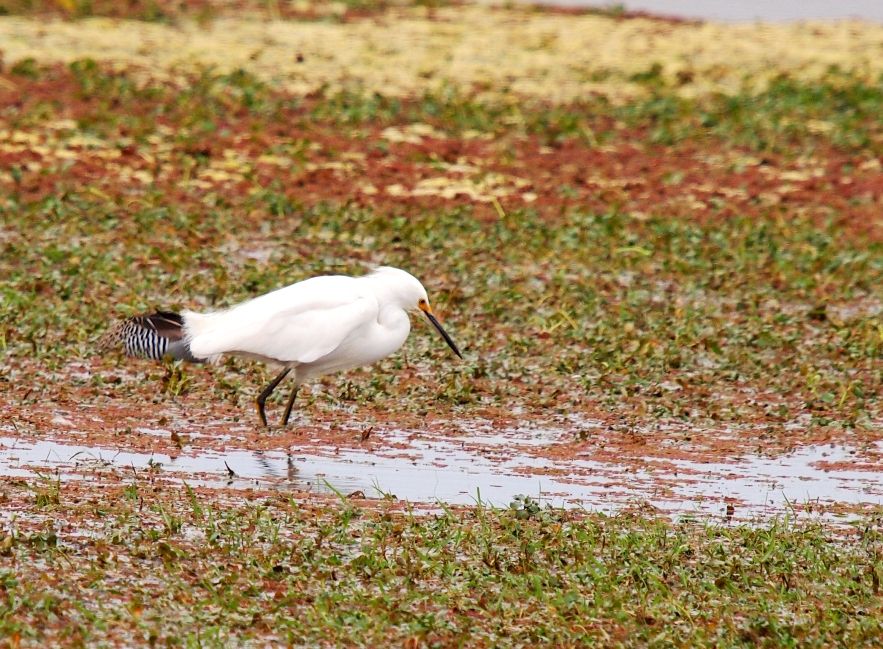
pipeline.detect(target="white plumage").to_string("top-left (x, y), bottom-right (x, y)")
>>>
top-left (102, 266), bottom-right (462, 426)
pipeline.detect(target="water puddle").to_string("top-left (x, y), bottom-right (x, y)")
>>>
top-left (666, 445), bottom-right (883, 514)
top-left (547, 0), bottom-right (883, 23)
top-left (0, 435), bottom-right (625, 507)
top-left (1, 433), bottom-right (881, 521)
top-left (6, 423), bottom-right (883, 520)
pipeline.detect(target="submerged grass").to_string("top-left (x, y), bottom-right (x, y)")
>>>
top-left (1, 486), bottom-right (882, 647)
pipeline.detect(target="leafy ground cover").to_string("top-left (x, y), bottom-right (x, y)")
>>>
top-left (0, 2), bottom-right (882, 646)
top-left (0, 0), bottom-right (438, 22)
top-left (2, 482), bottom-right (883, 647)
top-left (1, 60), bottom-right (880, 448)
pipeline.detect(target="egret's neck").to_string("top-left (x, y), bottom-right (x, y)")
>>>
top-left (378, 303), bottom-right (411, 331)
top-left (363, 276), bottom-right (398, 307)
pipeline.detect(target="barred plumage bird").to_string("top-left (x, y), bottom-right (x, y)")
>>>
top-left (99, 311), bottom-right (203, 363)
top-left (100, 267), bottom-right (462, 427)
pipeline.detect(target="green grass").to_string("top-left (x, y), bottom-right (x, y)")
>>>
top-left (8, 61), bottom-right (883, 153)
top-left (2, 195), bottom-right (880, 427)
top-left (1, 146), bottom-right (880, 433)
top-left (1, 487), bottom-right (882, 647)
top-left (1, 54), bottom-right (883, 648)
top-left (0, 0), bottom-right (175, 21)
top-left (307, 71), bottom-right (883, 153)
top-left (0, 0), bottom-right (417, 22)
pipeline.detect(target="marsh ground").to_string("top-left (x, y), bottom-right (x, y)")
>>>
top-left (0, 1), bottom-right (882, 646)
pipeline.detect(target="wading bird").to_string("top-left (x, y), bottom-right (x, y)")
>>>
top-left (101, 266), bottom-right (462, 426)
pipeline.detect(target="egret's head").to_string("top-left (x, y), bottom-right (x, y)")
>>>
top-left (369, 266), bottom-right (462, 359)
top-left (370, 266), bottom-right (428, 307)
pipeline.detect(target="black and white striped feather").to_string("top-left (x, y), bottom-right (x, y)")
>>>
top-left (99, 311), bottom-right (202, 363)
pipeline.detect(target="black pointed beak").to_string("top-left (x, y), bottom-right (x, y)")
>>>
top-left (423, 310), bottom-right (462, 359)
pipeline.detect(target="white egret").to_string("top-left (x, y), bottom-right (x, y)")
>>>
top-left (101, 266), bottom-right (462, 426)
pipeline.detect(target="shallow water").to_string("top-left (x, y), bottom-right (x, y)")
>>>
top-left (544, 0), bottom-right (883, 23)
top-left (2, 431), bottom-right (881, 521)
top-left (661, 445), bottom-right (883, 519)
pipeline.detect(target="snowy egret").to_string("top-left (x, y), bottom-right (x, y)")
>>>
top-left (101, 266), bottom-right (462, 426)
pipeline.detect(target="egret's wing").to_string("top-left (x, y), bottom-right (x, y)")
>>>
top-left (240, 297), bottom-right (376, 363)
top-left (187, 276), bottom-right (377, 363)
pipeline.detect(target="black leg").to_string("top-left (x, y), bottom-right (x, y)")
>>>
top-left (281, 385), bottom-right (299, 427)
top-left (254, 367), bottom-right (291, 427)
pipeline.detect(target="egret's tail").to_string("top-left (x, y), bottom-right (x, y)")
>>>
top-left (99, 311), bottom-right (203, 363)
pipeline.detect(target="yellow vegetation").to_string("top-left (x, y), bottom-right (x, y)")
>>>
top-left (0, 6), bottom-right (881, 101)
